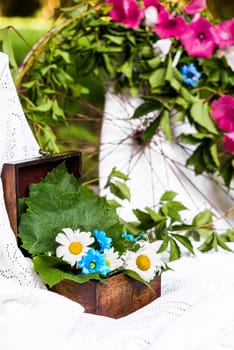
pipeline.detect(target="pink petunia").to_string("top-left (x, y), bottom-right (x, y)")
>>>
top-left (224, 132), bottom-right (234, 154)
top-left (155, 10), bottom-right (186, 39)
top-left (184, 0), bottom-right (206, 15)
top-left (143, 0), bottom-right (165, 12)
top-left (214, 19), bottom-right (234, 49)
top-left (106, 0), bottom-right (144, 29)
top-left (210, 95), bottom-right (234, 132)
top-left (179, 17), bottom-right (217, 58)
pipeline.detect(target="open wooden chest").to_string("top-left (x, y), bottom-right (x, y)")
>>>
top-left (2, 151), bottom-right (161, 319)
top-left (2, 151), bottom-right (82, 237)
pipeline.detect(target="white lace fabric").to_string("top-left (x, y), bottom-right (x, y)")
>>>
top-left (0, 52), bottom-right (234, 350)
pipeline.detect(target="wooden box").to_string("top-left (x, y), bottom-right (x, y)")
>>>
top-left (51, 273), bottom-right (161, 319)
top-left (2, 151), bottom-right (161, 318)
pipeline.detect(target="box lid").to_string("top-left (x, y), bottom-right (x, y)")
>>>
top-left (2, 151), bottom-right (82, 236)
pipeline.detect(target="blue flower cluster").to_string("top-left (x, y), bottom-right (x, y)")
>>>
top-left (77, 229), bottom-right (112, 275)
top-left (122, 231), bottom-right (145, 242)
top-left (79, 248), bottom-right (110, 275)
top-left (180, 63), bottom-right (201, 87)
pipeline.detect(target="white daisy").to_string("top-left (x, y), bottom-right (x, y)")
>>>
top-left (55, 228), bottom-right (94, 266)
top-left (123, 243), bottom-right (163, 282)
top-left (103, 248), bottom-right (123, 271)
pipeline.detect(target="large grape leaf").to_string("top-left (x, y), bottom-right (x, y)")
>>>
top-left (18, 163), bottom-right (124, 255)
top-left (33, 255), bottom-right (103, 287)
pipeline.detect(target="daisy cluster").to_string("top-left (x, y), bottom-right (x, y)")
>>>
top-left (106, 0), bottom-right (234, 154)
top-left (55, 228), bottom-right (163, 282)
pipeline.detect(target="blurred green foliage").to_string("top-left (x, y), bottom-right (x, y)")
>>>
top-left (0, 17), bottom-right (52, 64)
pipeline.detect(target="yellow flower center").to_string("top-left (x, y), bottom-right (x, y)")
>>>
top-left (68, 241), bottom-right (82, 255)
top-left (90, 262), bottom-right (96, 269)
top-left (136, 254), bottom-right (151, 271)
top-left (105, 259), bottom-right (111, 268)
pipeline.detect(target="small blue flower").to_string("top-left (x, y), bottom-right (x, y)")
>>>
top-left (122, 232), bottom-right (137, 242)
top-left (93, 229), bottom-right (112, 252)
top-left (78, 248), bottom-right (110, 275)
top-left (180, 63), bottom-right (201, 88)
top-left (136, 232), bottom-right (146, 240)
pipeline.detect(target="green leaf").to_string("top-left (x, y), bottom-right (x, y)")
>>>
top-left (109, 181), bottom-right (131, 201)
top-left (181, 133), bottom-right (214, 143)
top-left (147, 56), bottom-right (161, 70)
top-left (161, 110), bottom-right (172, 141)
top-left (32, 101), bottom-right (53, 112)
top-left (194, 228), bottom-right (213, 239)
top-left (161, 200), bottom-right (186, 223)
top-left (145, 207), bottom-right (167, 223)
top-left (54, 49), bottom-right (71, 64)
top-left (132, 102), bottom-right (161, 119)
top-left (124, 269), bottom-right (150, 287)
top-left (33, 255), bottom-right (102, 287)
top-left (180, 87), bottom-right (196, 104)
top-left (171, 233), bottom-right (194, 254)
top-left (108, 167), bottom-right (130, 181)
top-left (19, 164), bottom-right (123, 255)
top-left (210, 143), bottom-right (220, 167)
top-left (157, 236), bottom-right (169, 253)
top-left (222, 228), bottom-right (234, 242)
top-left (149, 68), bottom-right (166, 89)
top-left (186, 146), bottom-right (206, 175)
top-left (216, 235), bottom-right (232, 252)
top-left (107, 199), bottom-right (121, 208)
top-left (143, 115), bottom-right (162, 142)
top-left (169, 238), bottom-right (181, 261)
top-left (103, 34), bottom-right (125, 45)
top-left (117, 59), bottom-right (133, 79)
top-left (190, 100), bottom-right (218, 134)
top-left (132, 209), bottom-right (155, 230)
top-left (192, 209), bottom-right (214, 226)
top-left (160, 191), bottom-right (177, 201)
top-left (198, 233), bottom-right (216, 252)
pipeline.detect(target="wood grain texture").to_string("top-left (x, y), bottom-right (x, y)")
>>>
top-left (51, 273), bottom-right (161, 319)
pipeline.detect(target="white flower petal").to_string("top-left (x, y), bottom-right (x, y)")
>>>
top-left (217, 45), bottom-right (234, 71)
top-left (56, 245), bottom-right (67, 259)
top-left (104, 248), bottom-right (123, 271)
top-left (55, 228), bottom-right (95, 266)
top-left (144, 6), bottom-right (158, 27)
top-left (55, 232), bottom-right (70, 246)
top-left (62, 227), bottom-right (77, 241)
top-left (124, 248), bottom-right (162, 282)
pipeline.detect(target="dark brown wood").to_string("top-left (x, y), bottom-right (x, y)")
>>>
top-left (51, 273), bottom-right (161, 319)
top-left (2, 151), bottom-right (82, 236)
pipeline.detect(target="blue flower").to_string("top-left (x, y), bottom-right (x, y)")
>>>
top-left (93, 229), bottom-right (112, 252)
top-left (122, 232), bottom-right (137, 242)
top-left (78, 248), bottom-right (110, 275)
top-left (180, 63), bottom-right (201, 87)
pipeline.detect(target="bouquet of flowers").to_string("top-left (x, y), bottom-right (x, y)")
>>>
top-left (102, 0), bottom-right (234, 186)
top-left (17, 0), bottom-right (234, 187)
top-left (18, 163), bottom-right (164, 287)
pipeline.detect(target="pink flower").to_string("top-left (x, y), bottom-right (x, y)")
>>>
top-left (210, 95), bottom-right (234, 132)
top-left (155, 10), bottom-right (186, 39)
top-left (144, 0), bottom-right (165, 12)
top-left (224, 132), bottom-right (234, 154)
top-left (179, 17), bottom-right (217, 58)
top-left (184, 0), bottom-right (206, 15)
top-left (214, 19), bottom-right (234, 49)
top-left (106, 0), bottom-right (144, 29)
